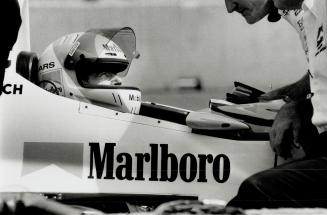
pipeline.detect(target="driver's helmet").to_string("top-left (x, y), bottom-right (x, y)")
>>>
top-left (37, 27), bottom-right (141, 114)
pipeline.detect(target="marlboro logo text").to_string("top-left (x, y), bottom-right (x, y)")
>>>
top-left (88, 143), bottom-right (230, 183)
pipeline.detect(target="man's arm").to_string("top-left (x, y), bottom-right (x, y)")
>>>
top-left (265, 73), bottom-right (318, 159)
top-left (0, 0), bottom-right (22, 94)
top-left (260, 73), bottom-right (310, 101)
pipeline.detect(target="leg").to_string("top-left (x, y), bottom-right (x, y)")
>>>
top-left (227, 157), bottom-right (327, 209)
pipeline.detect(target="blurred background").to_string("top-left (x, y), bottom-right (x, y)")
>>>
top-left (29, 0), bottom-right (306, 110)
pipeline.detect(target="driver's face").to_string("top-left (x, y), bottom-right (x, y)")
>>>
top-left (225, 0), bottom-right (272, 24)
top-left (87, 72), bottom-right (122, 86)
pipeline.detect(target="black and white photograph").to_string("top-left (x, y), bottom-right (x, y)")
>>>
top-left (1, 0), bottom-right (327, 214)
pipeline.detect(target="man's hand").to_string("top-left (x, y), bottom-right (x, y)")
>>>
top-left (270, 101), bottom-right (298, 159)
top-left (269, 100), bottom-right (318, 159)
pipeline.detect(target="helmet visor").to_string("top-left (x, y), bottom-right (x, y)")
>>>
top-left (65, 27), bottom-right (137, 80)
top-left (76, 57), bottom-right (127, 87)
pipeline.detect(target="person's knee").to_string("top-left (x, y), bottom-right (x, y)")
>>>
top-left (238, 174), bottom-right (265, 196)
top-left (227, 174), bottom-right (270, 209)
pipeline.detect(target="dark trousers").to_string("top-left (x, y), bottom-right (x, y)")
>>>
top-left (227, 133), bottom-right (327, 209)
top-left (0, 0), bottom-right (22, 95)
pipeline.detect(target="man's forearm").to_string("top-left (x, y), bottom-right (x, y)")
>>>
top-left (279, 73), bottom-right (310, 100)
top-left (261, 73), bottom-right (310, 101)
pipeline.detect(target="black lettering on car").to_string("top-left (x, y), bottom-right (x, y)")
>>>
top-left (39, 62), bottom-right (55, 71)
top-left (88, 143), bottom-right (231, 183)
top-left (1, 84), bottom-right (23, 95)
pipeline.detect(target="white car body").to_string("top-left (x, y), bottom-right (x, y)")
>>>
top-left (0, 0), bottom-right (287, 205)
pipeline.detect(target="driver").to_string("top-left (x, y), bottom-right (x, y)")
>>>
top-left (224, 0), bottom-right (327, 209)
top-left (37, 28), bottom-right (141, 114)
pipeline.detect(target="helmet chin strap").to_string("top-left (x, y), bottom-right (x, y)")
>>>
top-left (267, 1), bottom-right (281, 22)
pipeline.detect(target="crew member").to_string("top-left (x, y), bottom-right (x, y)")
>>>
top-left (0, 0), bottom-right (21, 95)
top-left (224, 0), bottom-right (327, 208)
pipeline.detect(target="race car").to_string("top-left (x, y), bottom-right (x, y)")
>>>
top-left (0, 2), bottom-right (303, 212)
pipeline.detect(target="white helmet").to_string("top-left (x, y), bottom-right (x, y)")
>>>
top-left (37, 27), bottom-right (141, 114)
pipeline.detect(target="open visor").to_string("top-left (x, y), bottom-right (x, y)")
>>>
top-left (64, 27), bottom-right (137, 84)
